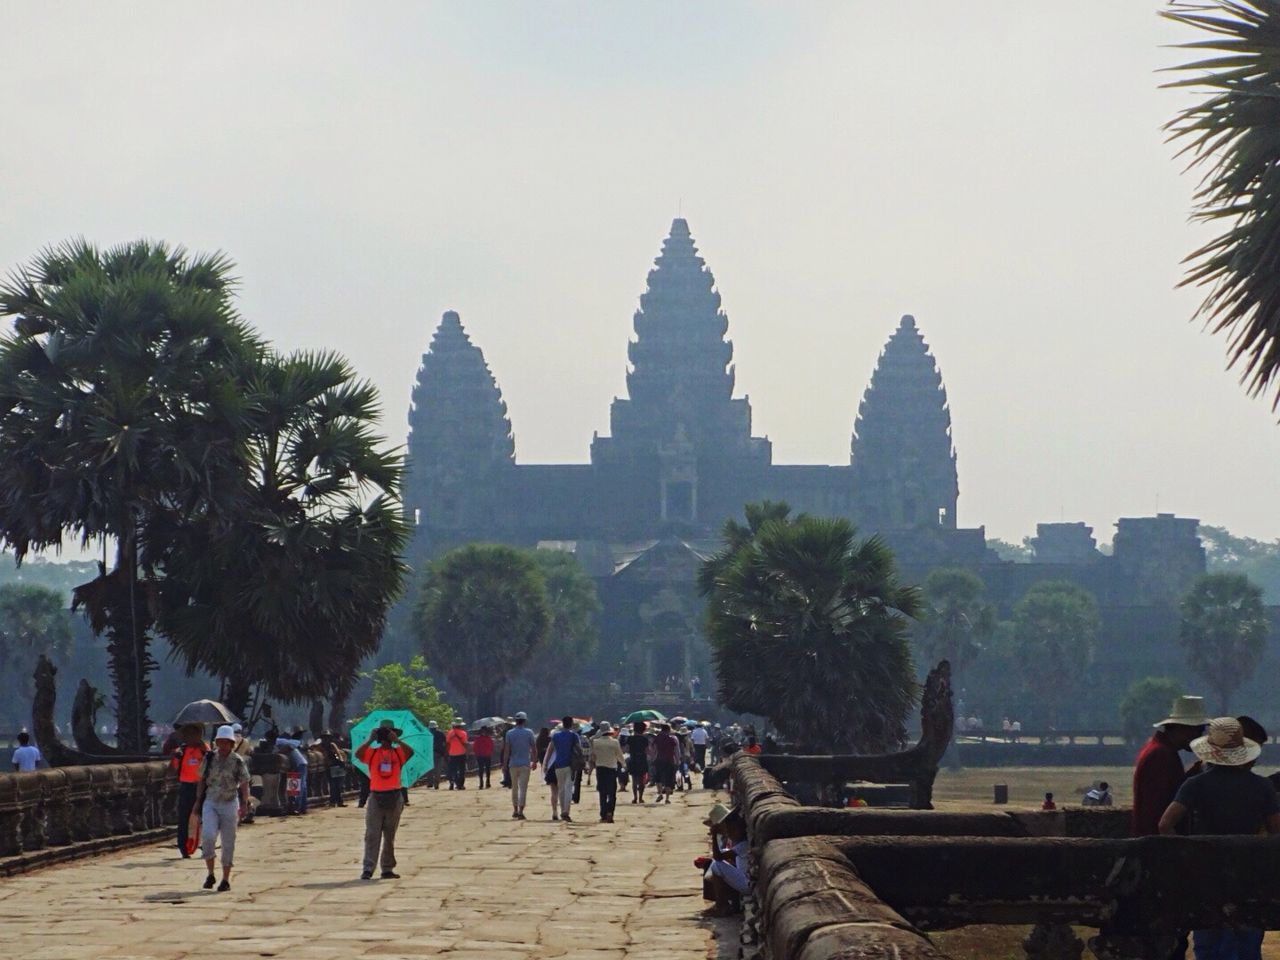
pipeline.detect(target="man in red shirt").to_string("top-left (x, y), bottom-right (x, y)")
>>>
top-left (472, 726), bottom-right (495, 789)
top-left (355, 720), bottom-right (414, 880)
top-left (171, 724), bottom-right (208, 858)
top-left (1131, 695), bottom-right (1207, 836)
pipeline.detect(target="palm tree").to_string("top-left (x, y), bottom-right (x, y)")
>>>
top-left (159, 350), bottom-right (409, 723)
top-left (1179, 572), bottom-right (1269, 711)
top-left (1163, 2), bottom-right (1280, 407)
top-left (915, 567), bottom-right (995, 684)
top-left (700, 504), bottom-right (921, 753)
top-left (414, 544), bottom-right (553, 718)
top-left (0, 240), bottom-right (258, 749)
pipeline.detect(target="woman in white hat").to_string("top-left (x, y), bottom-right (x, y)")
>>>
top-left (194, 725), bottom-right (251, 892)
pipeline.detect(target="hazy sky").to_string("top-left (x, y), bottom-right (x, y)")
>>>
top-left (4, 3), bottom-right (1278, 546)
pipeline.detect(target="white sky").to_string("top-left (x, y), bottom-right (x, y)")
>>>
top-left (3, 3), bottom-right (1277, 546)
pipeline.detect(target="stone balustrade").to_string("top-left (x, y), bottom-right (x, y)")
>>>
top-left (731, 753), bottom-right (1280, 960)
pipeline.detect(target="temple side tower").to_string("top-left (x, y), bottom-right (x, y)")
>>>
top-left (850, 315), bottom-right (958, 531)
top-left (404, 310), bottom-right (515, 552)
top-left (592, 218), bottom-right (769, 529)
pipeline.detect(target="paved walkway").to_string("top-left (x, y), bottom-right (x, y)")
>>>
top-left (0, 782), bottom-right (736, 960)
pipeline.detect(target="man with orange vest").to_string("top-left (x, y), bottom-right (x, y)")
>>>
top-left (445, 718), bottom-right (469, 790)
top-left (355, 720), bottom-right (415, 880)
top-left (171, 724), bottom-right (209, 857)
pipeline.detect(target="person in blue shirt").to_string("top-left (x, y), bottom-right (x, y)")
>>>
top-left (502, 711), bottom-right (538, 820)
top-left (543, 716), bottom-right (580, 823)
top-left (11, 731), bottom-right (41, 772)
top-left (274, 730), bottom-right (310, 814)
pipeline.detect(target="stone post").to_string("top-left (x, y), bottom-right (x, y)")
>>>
top-left (1024, 922), bottom-right (1083, 960)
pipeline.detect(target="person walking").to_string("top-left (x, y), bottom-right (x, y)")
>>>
top-left (544, 716), bottom-right (581, 822)
top-left (502, 712), bottom-right (537, 819)
top-left (354, 720), bottom-right (415, 881)
top-left (628, 721), bottom-right (651, 804)
top-left (427, 721), bottom-right (446, 789)
top-left (320, 732), bottom-right (348, 807)
top-left (689, 722), bottom-right (709, 772)
top-left (652, 723), bottom-right (680, 803)
top-left (473, 726), bottom-right (495, 789)
top-left (171, 724), bottom-right (208, 858)
top-left (445, 718), bottom-right (469, 790)
top-left (11, 731), bottom-right (41, 771)
top-left (195, 726), bottom-right (250, 892)
top-left (1132, 695), bottom-right (1208, 836)
top-left (591, 722), bottom-right (624, 823)
top-left (275, 729), bottom-right (310, 815)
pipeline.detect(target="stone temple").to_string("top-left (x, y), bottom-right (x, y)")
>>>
top-left (403, 218), bottom-right (1228, 721)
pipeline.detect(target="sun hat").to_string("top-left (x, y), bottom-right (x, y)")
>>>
top-left (598, 721), bottom-right (613, 734)
top-left (1155, 695), bottom-right (1210, 729)
top-left (1191, 717), bottom-right (1262, 767)
top-left (214, 724), bottom-right (236, 742)
top-left (428, 720), bottom-right (438, 729)
top-left (231, 722), bottom-right (242, 734)
top-left (702, 803), bottom-right (733, 827)
top-left (452, 717), bottom-right (464, 727)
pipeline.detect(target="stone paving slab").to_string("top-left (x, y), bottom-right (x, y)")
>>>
top-left (0, 783), bottom-right (736, 959)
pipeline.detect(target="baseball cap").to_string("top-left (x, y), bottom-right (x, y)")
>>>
top-left (515, 711), bottom-right (528, 720)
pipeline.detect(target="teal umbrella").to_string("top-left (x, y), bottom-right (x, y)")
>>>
top-left (620, 709), bottom-right (666, 725)
top-left (349, 710), bottom-right (434, 787)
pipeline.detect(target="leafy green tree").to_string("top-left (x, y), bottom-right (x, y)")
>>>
top-left (1180, 572), bottom-right (1270, 711)
top-left (360, 656), bottom-right (455, 729)
top-left (0, 240), bottom-right (258, 749)
top-left (523, 550), bottom-right (601, 684)
top-left (414, 544), bottom-right (553, 718)
top-left (1119, 676), bottom-right (1186, 745)
top-left (1200, 524), bottom-right (1280, 603)
top-left (158, 349), bottom-right (409, 722)
top-left (1010, 580), bottom-right (1100, 727)
top-left (987, 538), bottom-right (1034, 563)
top-left (915, 567), bottom-right (996, 682)
top-left (699, 503), bottom-right (921, 753)
top-left (1163, 2), bottom-right (1280, 407)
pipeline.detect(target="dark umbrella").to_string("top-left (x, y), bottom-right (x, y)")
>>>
top-left (172, 699), bottom-right (240, 727)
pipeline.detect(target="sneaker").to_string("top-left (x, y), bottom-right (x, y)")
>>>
top-left (562, 813), bottom-right (572, 823)
top-left (203, 874), bottom-right (215, 890)
top-left (552, 813), bottom-right (559, 821)
top-left (381, 871), bottom-right (400, 879)
top-left (512, 810), bottom-right (519, 818)
top-left (217, 879), bottom-right (230, 893)
top-left (517, 812), bottom-right (527, 820)
top-left (361, 871), bottom-right (373, 880)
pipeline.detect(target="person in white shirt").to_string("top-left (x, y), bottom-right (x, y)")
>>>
top-left (689, 723), bottom-right (710, 771)
top-left (11, 732), bottom-right (41, 772)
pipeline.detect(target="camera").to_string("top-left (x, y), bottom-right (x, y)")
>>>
top-left (374, 727), bottom-right (393, 744)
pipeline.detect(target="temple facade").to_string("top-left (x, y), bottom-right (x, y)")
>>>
top-left (402, 219), bottom-right (1211, 715)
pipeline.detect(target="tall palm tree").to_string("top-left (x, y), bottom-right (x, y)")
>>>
top-left (0, 240), bottom-right (258, 749)
top-left (700, 504), bottom-right (921, 752)
top-left (915, 567), bottom-right (995, 684)
top-left (1164, 1), bottom-right (1280, 407)
top-left (159, 350), bottom-right (409, 722)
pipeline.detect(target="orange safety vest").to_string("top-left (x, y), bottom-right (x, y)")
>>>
top-left (174, 743), bottom-right (208, 784)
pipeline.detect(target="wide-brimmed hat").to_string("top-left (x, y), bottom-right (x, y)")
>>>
top-left (597, 722), bottom-right (613, 734)
top-left (428, 720), bottom-right (439, 729)
top-left (452, 718), bottom-right (465, 727)
top-left (1192, 717), bottom-right (1262, 767)
top-left (702, 803), bottom-right (732, 827)
top-left (1155, 695), bottom-right (1209, 729)
top-left (214, 724), bottom-right (236, 743)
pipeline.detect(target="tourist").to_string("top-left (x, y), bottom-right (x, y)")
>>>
top-left (652, 723), bottom-right (679, 804)
top-left (689, 721), bottom-right (709, 772)
top-left (1082, 781), bottom-right (1113, 806)
top-left (535, 725), bottom-right (552, 771)
top-left (709, 724), bottom-right (723, 765)
top-left (704, 805), bottom-right (750, 915)
top-left (445, 717), bottom-right (468, 790)
top-left (1041, 792), bottom-right (1056, 811)
top-left (427, 720), bottom-right (446, 789)
top-left (572, 721), bottom-right (589, 803)
top-left (628, 721), bottom-right (651, 804)
top-left (1132, 695), bottom-right (1208, 836)
top-left (1010, 719), bottom-right (1022, 741)
top-left (11, 731), bottom-right (41, 772)
top-left (195, 725), bottom-right (251, 892)
top-left (473, 725), bottom-right (495, 789)
top-left (171, 724), bottom-right (209, 858)
top-left (543, 716), bottom-right (581, 822)
top-left (319, 732), bottom-right (348, 807)
top-left (354, 719), bottom-right (415, 880)
top-left (231, 723), bottom-right (259, 823)
top-left (502, 711), bottom-right (537, 819)
top-left (743, 736), bottom-right (762, 756)
top-left (1159, 717), bottom-right (1280, 959)
top-left (275, 729), bottom-right (310, 815)
top-left (591, 722), bottom-right (624, 823)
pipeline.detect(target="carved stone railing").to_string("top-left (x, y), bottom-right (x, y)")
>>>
top-left (731, 753), bottom-right (1280, 960)
top-left (0, 747), bottom-right (347, 872)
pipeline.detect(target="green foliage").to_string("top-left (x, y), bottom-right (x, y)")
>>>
top-left (1200, 524), bottom-right (1280, 603)
top-left (1010, 580), bottom-right (1100, 726)
top-left (1119, 676), bottom-right (1186, 744)
top-left (1179, 572), bottom-right (1269, 711)
top-left (0, 557), bottom-right (101, 604)
top-left (0, 584), bottom-right (73, 667)
top-left (0, 240), bottom-right (260, 749)
top-left (700, 502), bottom-right (921, 752)
top-left (525, 549), bottom-right (601, 677)
top-left (914, 567), bottom-right (996, 674)
top-left (360, 656), bottom-right (454, 729)
top-left (414, 544), bottom-right (553, 718)
top-left (1163, 2), bottom-right (1280, 407)
top-left (987, 538), bottom-right (1034, 563)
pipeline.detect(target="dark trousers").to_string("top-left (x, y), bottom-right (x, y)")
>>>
top-left (176, 782), bottom-right (198, 854)
top-left (447, 754), bottom-right (466, 788)
top-left (597, 768), bottom-right (618, 819)
top-left (329, 770), bottom-right (346, 805)
top-left (476, 757), bottom-right (492, 786)
top-left (573, 766), bottom-right (583, 804)
top-left (694, 744), bottom-right (707, 769)
top-left (356, 769), bottom-right (371, 807)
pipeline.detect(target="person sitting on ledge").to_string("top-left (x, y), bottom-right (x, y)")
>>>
top-left (1041, 792), bottom-right (1056, 811)
top-left (1082, 781), bottom-right (1113, 806)
top-left (699, 803), bottom-right (750, 916)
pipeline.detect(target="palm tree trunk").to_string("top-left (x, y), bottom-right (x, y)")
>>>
top-left (222, 675), bottom-right (253, 722)
top-left (107, 540), bottom-right (153, 752)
